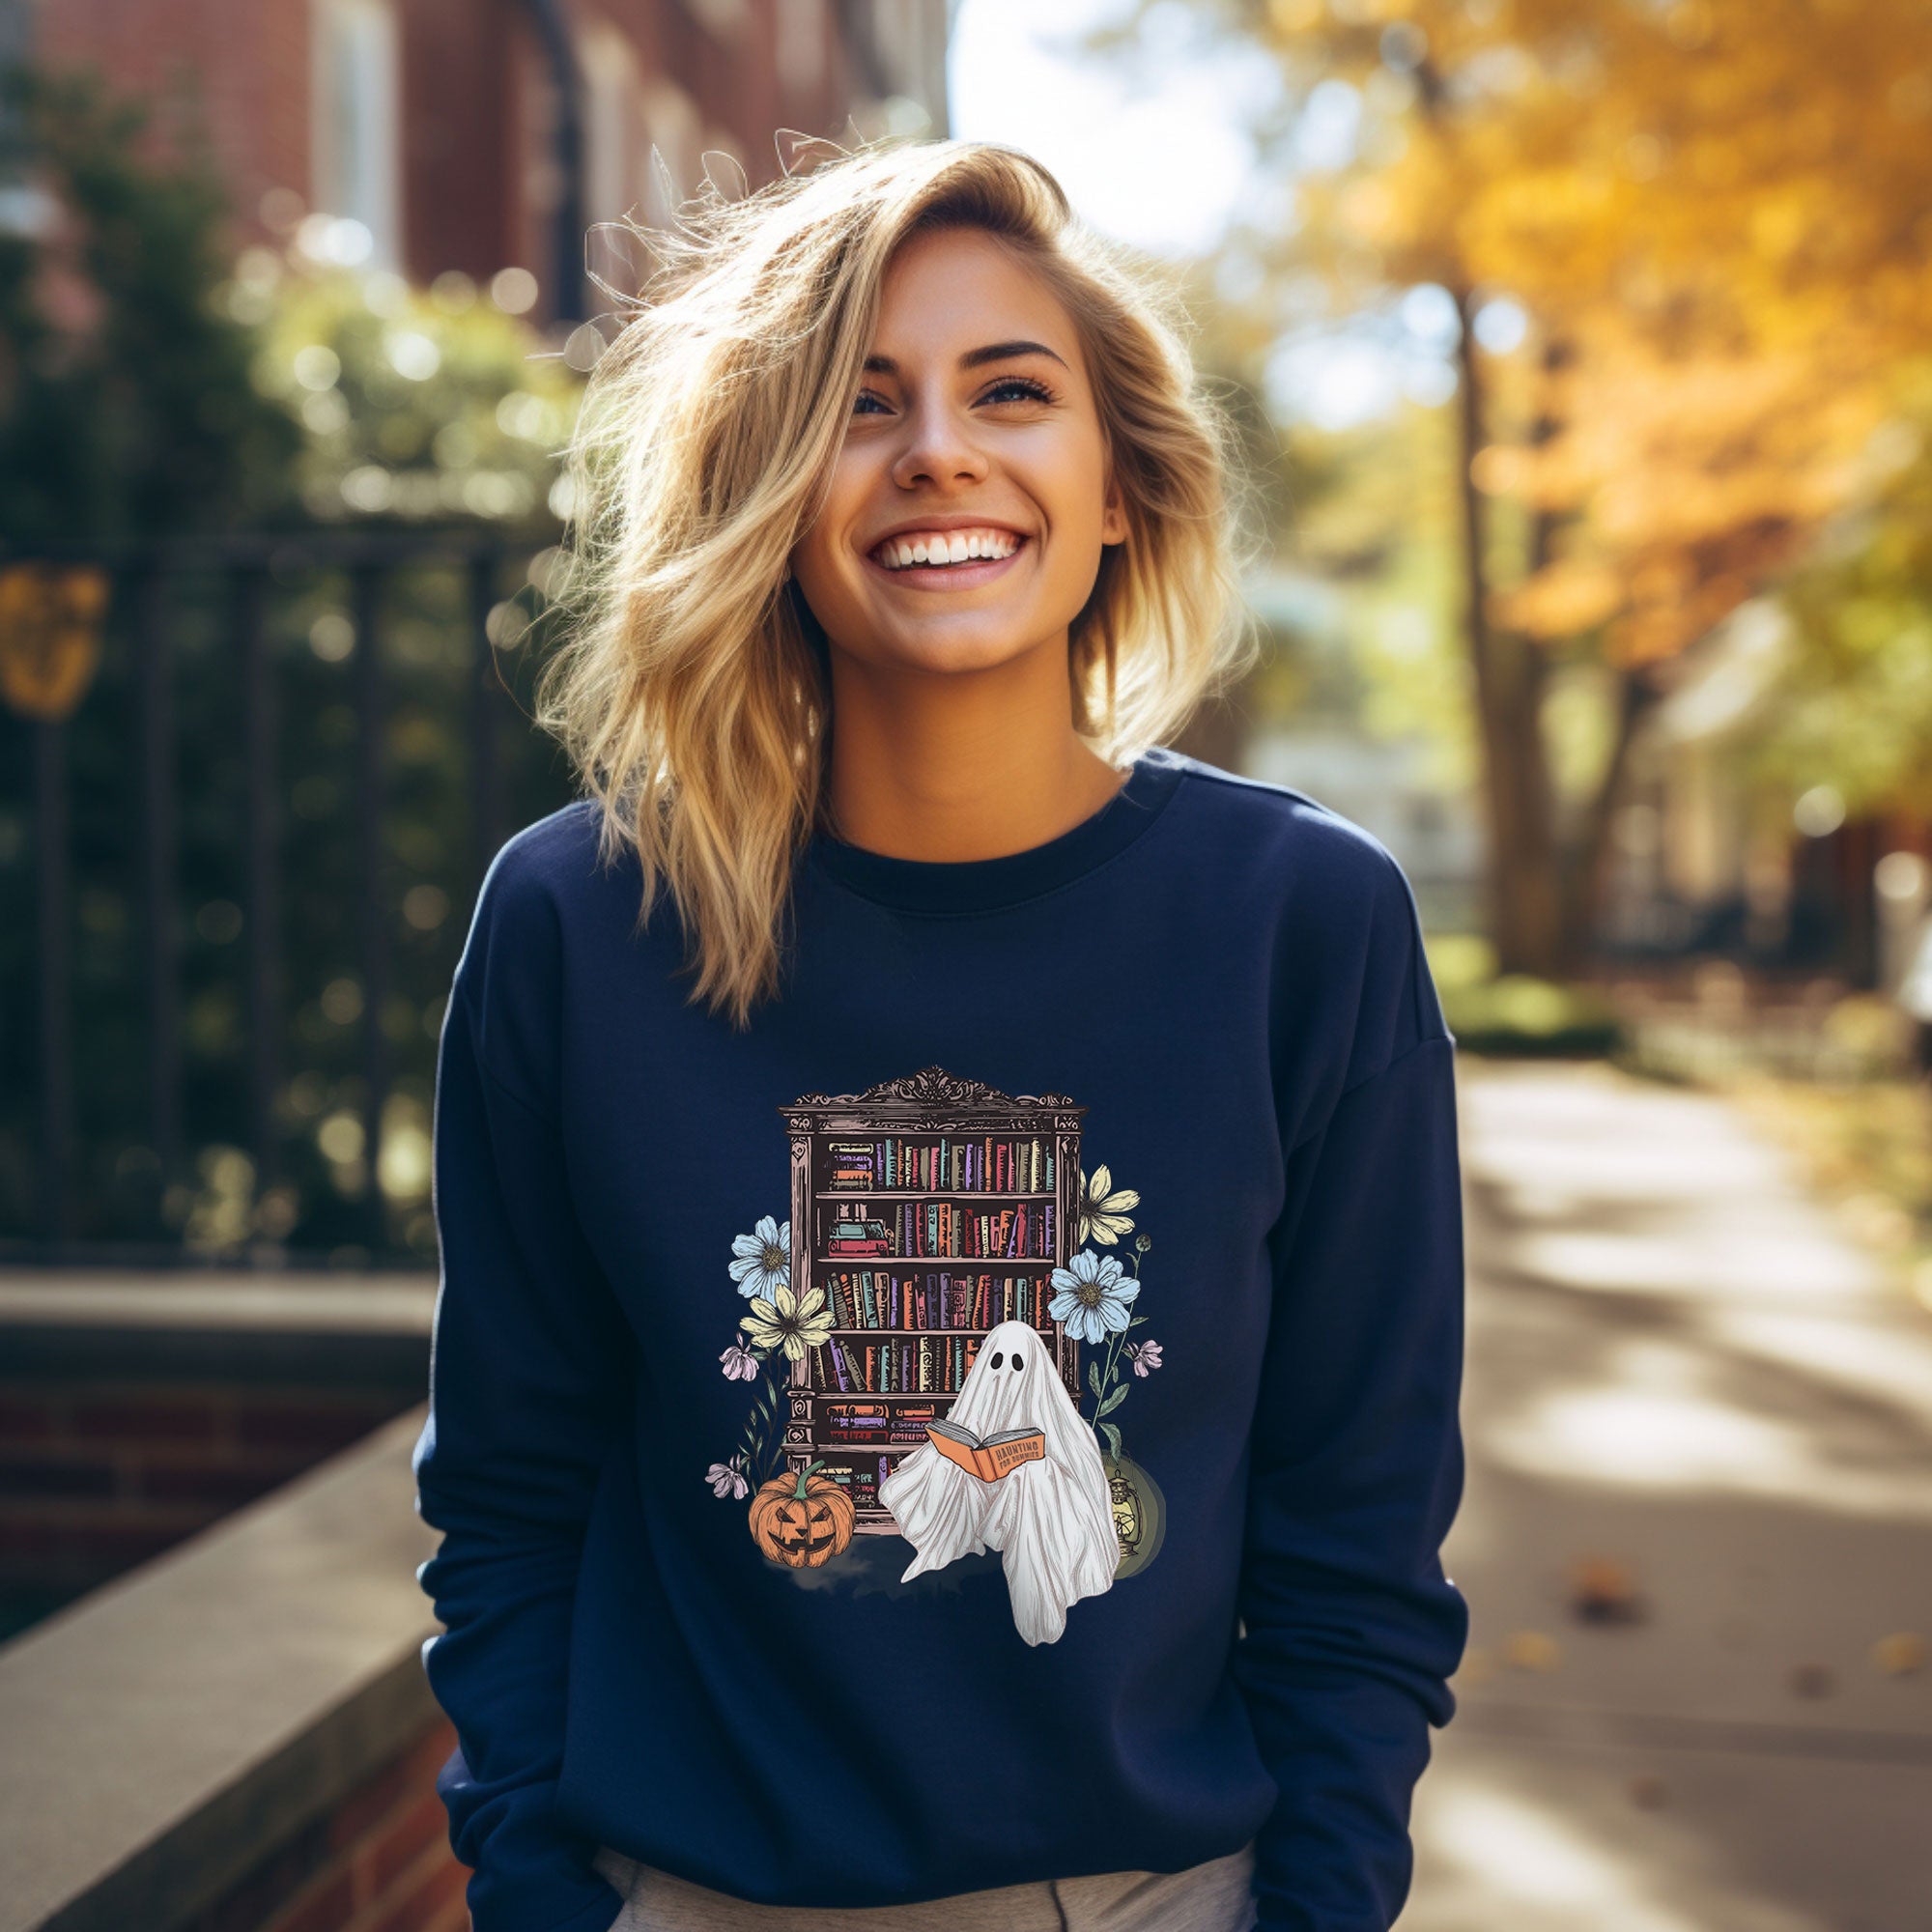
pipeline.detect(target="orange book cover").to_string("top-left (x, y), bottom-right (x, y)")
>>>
top-left (924, 1420), bottom-right (1045, 1482)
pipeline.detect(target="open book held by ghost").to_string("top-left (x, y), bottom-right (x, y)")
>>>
top-left (879, 1320), bottom-right (1118, 1646)
top-left (924, 1418), bottom-right (1044, 1483)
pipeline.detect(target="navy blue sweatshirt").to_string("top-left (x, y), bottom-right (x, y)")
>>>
top-left (412, 745), bottom-right (1468, 1932)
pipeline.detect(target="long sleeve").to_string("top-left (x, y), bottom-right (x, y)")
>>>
top-left (1234, 909), bottom-right (1469, 1928)
top-left (412, 956), bottom-right (635, 1932)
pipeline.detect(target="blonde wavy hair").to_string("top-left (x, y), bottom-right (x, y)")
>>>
top-left (535, 135), bottom-right (1261, 1031)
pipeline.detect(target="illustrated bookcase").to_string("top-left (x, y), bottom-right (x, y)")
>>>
top-left (777, 1065), bottom-right (1087, 1532)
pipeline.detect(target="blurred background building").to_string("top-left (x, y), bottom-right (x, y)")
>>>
top-left (27, 0), bottom-right (951, 322)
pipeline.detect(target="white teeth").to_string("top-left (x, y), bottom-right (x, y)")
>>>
top-left (875, 528), bottom-right (1022, 570)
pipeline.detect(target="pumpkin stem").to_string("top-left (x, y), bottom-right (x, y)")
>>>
top-left (794, 1457), bottom-right (825, 1497)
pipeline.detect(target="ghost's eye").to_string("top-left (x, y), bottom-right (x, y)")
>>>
top-left (988, 1351), bottom-right (1004, 1370)
top-left (1010, 1351), bottom-right (1025, 1371)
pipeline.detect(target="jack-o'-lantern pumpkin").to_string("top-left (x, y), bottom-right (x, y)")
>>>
top-left (749, 1458), bottom-right (856, 1568)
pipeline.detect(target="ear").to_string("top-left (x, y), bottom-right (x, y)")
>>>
top-left (1100, 474), bottom-right (1127, 547)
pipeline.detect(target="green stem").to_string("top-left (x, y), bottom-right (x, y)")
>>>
top-left (1099, 1325), bottom-right (1125, 1398)
top-left (756, 1365), bottom-right (786, 1485)
top-left (1089, 1250), bottom-right (1146, 1428)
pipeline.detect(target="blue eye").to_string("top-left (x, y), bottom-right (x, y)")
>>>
top-left (983, 377), bottom-right (1054, 404)
top-left (851, 376), bottom-right (1057, 415)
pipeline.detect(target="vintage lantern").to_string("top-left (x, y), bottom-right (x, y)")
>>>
top-left (1104, 1448), bottom-right (1167, 1578)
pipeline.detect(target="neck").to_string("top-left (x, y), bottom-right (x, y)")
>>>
top-left (817, 636), bottom-right (1125, 863)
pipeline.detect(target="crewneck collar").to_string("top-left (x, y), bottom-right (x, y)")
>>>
top-left (805, 748), bottom-right (1187, 917)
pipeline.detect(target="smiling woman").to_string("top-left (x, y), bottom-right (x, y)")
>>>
top-left (533, 139), bottom-right (1256, 1008)
top-left (412, 134), bottom-right (1468, 1932)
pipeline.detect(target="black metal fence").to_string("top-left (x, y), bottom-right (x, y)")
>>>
top-left (0, 522), bottom-right (579, 1268)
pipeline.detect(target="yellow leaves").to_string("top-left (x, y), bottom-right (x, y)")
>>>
top-left (1688, 137), bottom-right (1747, 189)
top-left (1503, 1629), bottom-right (1563, 1672)
top-left (1747, 189), bottom-right (1817, 265)
top-left (1474, 161), bottom-right (1633, 263)
top-left (1567, 1554), bottom-right (1648, 1624)
top-left (1268, 0), bottom-right (1325, 30)
top-left (1487, 559), bottom-right (1625, 639)
top-left (1889, 71), bottom-right (1932, 124)
top-left (1242, 0), bottom-right (1932, 677)
top-left (1335, 178), bottom-right (1400, 242)
top-left (1470, 298), bottom-right (1892, 566)
top-left (1873, 1632), bottom-right (1926, 1675)
top-left (1662, 0), bottom-right (1716, 49)
top-left (1467, 444), bottom-right (1525, 497)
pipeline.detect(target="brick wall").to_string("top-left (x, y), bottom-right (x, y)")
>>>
top-left (0, 1378), bottom-right (419, 1637)
top-left (397, 0), bottom-right (519, 285)
top-left (37, 0), bottom-right (310, 257)
top-left (176, 1715), bottom-right (469, 1932)
top-left (36, 0), bottom-right (921, 332)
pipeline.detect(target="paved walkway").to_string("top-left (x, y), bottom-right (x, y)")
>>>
top-left (1404, 1060), bottom-right (1932, 1932)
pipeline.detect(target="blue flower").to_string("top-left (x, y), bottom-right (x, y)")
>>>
top-left (729, 1214), bottom-right (790, 1299)
top-left (1047, 1248), bottom-right (1141, 1344)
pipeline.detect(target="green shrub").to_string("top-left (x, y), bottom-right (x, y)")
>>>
top-left (1426, 934), bottom-right (1623, 1057)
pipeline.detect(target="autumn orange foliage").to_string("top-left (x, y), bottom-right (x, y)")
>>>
top-left (1211, 0), bottom-right (1932, 962)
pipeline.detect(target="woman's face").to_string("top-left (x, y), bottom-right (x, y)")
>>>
top-left (788, 225), bottom-right (1126, 679)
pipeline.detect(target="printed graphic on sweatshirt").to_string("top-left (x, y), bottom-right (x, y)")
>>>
top-left (703, 1065), bottom-right (1167, 1645)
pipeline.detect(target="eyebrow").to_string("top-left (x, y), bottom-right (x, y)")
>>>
top-left (861, 339), bottom-right (1070, 377)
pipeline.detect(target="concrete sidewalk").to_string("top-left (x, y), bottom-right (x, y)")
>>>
top-left (1404, 1060), bottom-right (1932, 1932)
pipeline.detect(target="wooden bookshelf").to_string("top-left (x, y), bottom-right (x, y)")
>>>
top-left (777, 1065), bottom-right (1087, 1533)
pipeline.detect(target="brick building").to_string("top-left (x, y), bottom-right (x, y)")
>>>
top-left (24, 0), bottom-right (954, 322)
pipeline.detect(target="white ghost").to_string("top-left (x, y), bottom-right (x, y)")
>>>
top-left (879, 1320), bottom-right (1119, 1645)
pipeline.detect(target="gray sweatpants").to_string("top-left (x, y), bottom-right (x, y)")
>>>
top-left (590, 1840), bottom-right (1259, 1932)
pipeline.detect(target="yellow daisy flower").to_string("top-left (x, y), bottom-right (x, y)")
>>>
top-left (1077, 1163), bottom-right (1140, 1245)
top-left (741, 1283), bottom-right (835, 1362)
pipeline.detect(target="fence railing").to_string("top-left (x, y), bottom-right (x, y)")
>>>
top-left (0, 521), bottom-right (576, 1267)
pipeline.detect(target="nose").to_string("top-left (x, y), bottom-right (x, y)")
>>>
top-left (889, 391), bottom-right (991, 492)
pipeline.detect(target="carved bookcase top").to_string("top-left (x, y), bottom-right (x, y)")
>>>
top-left (778, 1063), bottom-right (1085, 1123)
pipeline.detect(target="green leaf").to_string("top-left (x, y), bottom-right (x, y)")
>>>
top-left (1088, 1361), bottom-right (1103, 1399)
top-left (1127, 1314), bottom-right (1149, 1326)
top-left (1095, 1384), bottom-right (1128, 1418)
top-left (1099, 1422), bottom-right (1122, 1461)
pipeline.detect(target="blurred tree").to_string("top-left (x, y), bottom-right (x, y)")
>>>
top-left (0, 60), bottom-right (302, 540)
top-left (1747, 364), bottom-right (1932, 820)
top-left (235, 244), bottom-right (581, 526)
top-left (1114, 0), bottom-right (1932, 971)
top-left (1149, 251), bottom-right (1309, 768)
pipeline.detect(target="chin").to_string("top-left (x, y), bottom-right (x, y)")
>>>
top-left (875, 627), bottom-right (1041, 674)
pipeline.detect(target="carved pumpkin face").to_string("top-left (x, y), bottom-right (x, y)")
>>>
top-left (749, 1463), bottom-right (857, 1568)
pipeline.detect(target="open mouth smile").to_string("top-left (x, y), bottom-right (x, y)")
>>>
top-left (864, 526), bottom-right (1031, 590)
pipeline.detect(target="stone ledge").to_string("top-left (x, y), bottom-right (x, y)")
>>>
top-left (0, 1271), bottom-right (437, 1384)
top-left (0, 1403), bottom-right (443, 1932)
